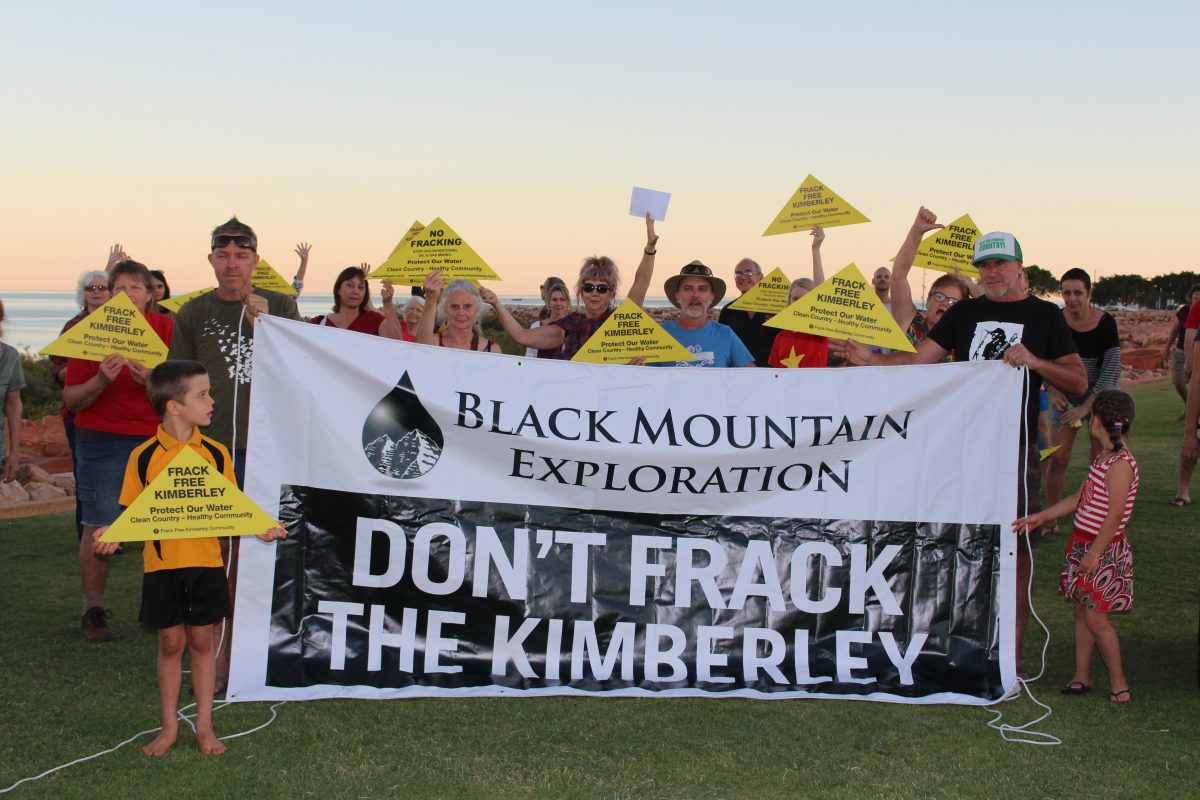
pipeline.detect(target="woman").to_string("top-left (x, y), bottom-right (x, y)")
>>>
top-left (1045, 268), bottom-right (1121, 516)
top-left (525, 278), bottom-right (570, 358)
top-left (396, 296), bottom-right (424, 343)
top-left (310, 266), bottom-right (402, 338)
top-left (63, 261), bottom-right (173, 642)
top-left (0, 299), bottom-right (25, 484)
top-left (887, 208), bottom-right (972, 347)
top-left (149, 269), bottom-right (172, 317)
top-left (51, 270), bottom-right (112, 542)
top-left (483, 215), bottom-right (659, 358)
top-left (417, 273), bottom-right (502, 352)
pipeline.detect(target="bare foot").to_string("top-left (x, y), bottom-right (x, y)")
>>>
top-left (196, 730), bottom-right (227, 756)
top-left (142, 726), bottom-right (178, 757)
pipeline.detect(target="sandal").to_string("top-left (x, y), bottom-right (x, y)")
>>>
top-left (1061, 681), bottom-right (1092, 695)
top-left (1167, 497), bottom-right (1191, 507)
top-left (1109, 689), bottom-right (1132, 704)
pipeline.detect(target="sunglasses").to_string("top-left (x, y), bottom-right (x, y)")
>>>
top-left (929, 291), bottom-right (960, 307)
top-left (581, 283), bottom-right (611, 294)
top-left (84, 285), bottom-right (108, 292)
top-left (211, 234), bottom-right (257, 250)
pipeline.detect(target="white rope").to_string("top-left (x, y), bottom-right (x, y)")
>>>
top-left (0, 699), bottom-right (288, 794)
top-left (981, 369), bottom-right (1061, 746)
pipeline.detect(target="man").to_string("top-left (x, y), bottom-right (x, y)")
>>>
top-left (167, 218), bottom-right (301, 692)
top-left (834, 232), bottom-right (1086, 677)
top-left (1164, 283), bottom-right (1200, 422)
top-left (168, 218), bottom-right (302, 483)
top-left (872, 266), bottom-right (892, 306)
top-left (652, 262), bottom-right (754, 368)
top-left (717, 258), bottom-right (776, 366)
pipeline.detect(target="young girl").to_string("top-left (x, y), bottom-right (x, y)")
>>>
top-left (1014, 390), bottom-right (1137, 703)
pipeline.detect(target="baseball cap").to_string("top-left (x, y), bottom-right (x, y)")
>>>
top-left (972, 232), bottom-right (1023, 265)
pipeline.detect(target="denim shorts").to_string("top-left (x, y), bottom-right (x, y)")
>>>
top-left (75, 432), bottom-right (144, 527)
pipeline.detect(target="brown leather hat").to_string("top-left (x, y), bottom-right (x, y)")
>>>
top-left (664, 261), bottom-right (727, 308)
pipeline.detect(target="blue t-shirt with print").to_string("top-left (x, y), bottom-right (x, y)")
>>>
top-left (649, 320), bottom-right (754, 368)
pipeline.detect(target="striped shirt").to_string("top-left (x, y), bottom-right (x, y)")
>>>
top-left (1067, 311), bottom-right (1121, 406)
top-left (1072, 450), bottom-right (1138, 540)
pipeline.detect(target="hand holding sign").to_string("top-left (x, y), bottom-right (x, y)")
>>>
top-left (645, 213), bottom-right (659, 253)
top-left (242, 285), bottom-right (269, 327)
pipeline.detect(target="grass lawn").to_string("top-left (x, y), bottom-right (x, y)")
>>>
top-left (1, 380), bottom-right (1197, 799)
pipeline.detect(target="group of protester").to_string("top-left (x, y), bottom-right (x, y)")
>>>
top-left (0, 205), bottom-right (1178, 756)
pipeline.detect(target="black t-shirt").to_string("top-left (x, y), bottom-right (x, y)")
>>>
top-left (1175, 304), bottom-right (1189, 350)
top-left (717, 304), bottom-right (777, 367)
top-left (928, 295), bottom-right (1078, 439)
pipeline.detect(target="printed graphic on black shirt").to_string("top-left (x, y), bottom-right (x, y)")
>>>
top-left (969, 322), bottom-right (1024, 361)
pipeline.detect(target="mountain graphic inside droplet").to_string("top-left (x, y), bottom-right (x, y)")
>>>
top-left (362, 371), bottom-right (443, 479)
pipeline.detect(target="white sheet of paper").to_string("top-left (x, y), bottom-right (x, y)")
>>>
top-left (629, 186), bottom-right (671, 221)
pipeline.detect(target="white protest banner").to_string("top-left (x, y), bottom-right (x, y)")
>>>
top-left (230, 319), bottom-right (1021, 704)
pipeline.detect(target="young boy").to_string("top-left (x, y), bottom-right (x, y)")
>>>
top-left (93, 360), bottom-right (285, 757)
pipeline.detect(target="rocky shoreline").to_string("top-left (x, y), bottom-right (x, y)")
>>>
top-left (1, 308), bottom-right (1177, 517)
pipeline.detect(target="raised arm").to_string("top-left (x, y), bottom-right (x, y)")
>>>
top-left (626, 213), bottom-right (659, 307)
top-left (479, 286), bottom-right (565, 350)
top-left (105, 243), bottom-right (128, 272)
top-left (889, 208), bottom-right (944, 333)
top-left (292, 242), bottom-right (311, 292)
top-left (810, 224), bottom-right (826, 284)
top-left (377, 281), bottom-right (405, 340)
top-left (416, 271), bottom-right (445, 346)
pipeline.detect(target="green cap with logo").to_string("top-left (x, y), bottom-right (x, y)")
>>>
top-left (972, 232), bottom-right (1023, 265)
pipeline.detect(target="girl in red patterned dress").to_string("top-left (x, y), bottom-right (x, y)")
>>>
top-left (1014, 390), bottom-right (1137, 703)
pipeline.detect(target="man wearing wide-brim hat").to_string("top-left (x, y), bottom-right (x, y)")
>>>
top-left (648, 261), bottom-right (755, 368)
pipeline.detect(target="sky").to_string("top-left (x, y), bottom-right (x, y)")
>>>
top-left (1, 1), bottom-right (1195, 298)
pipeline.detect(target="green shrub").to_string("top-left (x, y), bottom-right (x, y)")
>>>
top-left (18, 352), bottom-right (61, 420)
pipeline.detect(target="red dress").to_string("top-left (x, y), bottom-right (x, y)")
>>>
top-left (1061, 450), bottom-right (1137, 612)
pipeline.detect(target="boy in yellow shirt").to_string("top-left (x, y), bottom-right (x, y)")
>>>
top-left (94, 360), bottom-right (285, 756)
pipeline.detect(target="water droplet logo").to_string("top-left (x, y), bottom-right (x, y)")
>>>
top-left (362, 371), bottom-right (444, 479)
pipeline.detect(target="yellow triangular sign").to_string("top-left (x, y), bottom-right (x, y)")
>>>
top-left (762, 175), bottom-right (870, 236)
top-left (764, 263), bottom-right (915, 352)
top-left (571, 298), bottom-right (695, 364)
top-left (728, 267), bottom-right (792, 314)
top-left (372, 219), bottom-right (425, 282)
top-left (157, 287), bottom-right (213, 313)
top-left (369, 218), bottom-right (501, 285)
top-left (910, 213), bottom-right (983, 277)
top-left (1039, 445), bottom-right (1062, 461)
top-left (99, 447), bottom-right (280, 542)
top-left (251, 258), bottom-right (298, 295)
top-left (40, 292), bottom-right (170, 366)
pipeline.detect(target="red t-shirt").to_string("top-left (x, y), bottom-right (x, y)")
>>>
top-left (1184, 301), bottom-right (1200, 330)
top-left (768, 330), bottom-right (829, 368)
top-left (309, 310), bottom-right (385, 336)
top-left (65, 310), bottom-right (173, 436)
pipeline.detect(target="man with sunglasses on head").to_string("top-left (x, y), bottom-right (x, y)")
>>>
top-left (650, 262), bottom-right (755, 368)
top-left (833, 215), bottom-right (1085, 678)
top-left (717, 258), bottom-right (776, 367)
top-left (168, 218), bottom-right (301, 486)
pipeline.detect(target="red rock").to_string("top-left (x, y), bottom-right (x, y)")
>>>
top-left (0, 481), bottom-right (31, 505)
top-left (25, 481), bottom-right (67, 501)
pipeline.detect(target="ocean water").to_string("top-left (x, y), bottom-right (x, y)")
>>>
top-left (1, 291), bottom-right (675, 354)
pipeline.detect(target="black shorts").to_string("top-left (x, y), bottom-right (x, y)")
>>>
top-left (139, 567), bottom-right (231, 630)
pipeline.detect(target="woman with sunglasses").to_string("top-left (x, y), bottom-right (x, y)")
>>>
top-left (481, 215), bottom-right (659, 359)
top-left (50, 270), bottom-right (113, 543)
top-left (888, 207), bottom-right (972, 348)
